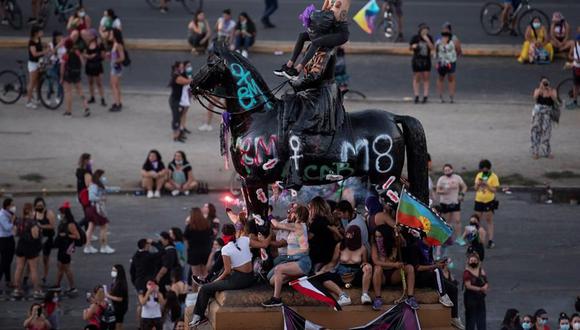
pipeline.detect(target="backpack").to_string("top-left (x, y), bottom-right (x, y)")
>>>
top-left (122, 49), bottom-right (131, 67)
top-left (73, 221), bottom-right (87, 247)
top-left (65, 51), bottom-right (82, 78)
top-left (78, 188), bottom-right (90, 208)
top-left (534, 47), bottom-right (550, 65)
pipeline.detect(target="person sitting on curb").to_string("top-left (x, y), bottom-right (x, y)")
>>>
top-left (165, 151), bottom-right (198, 197)
top-left (141, 150), bottom-right (168, 199)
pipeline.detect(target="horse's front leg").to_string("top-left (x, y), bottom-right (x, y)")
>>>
top-left (242, 181), bottom-right (269, 224)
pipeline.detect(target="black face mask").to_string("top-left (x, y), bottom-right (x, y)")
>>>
top-left (35, 207), bottom-right (44, 212)
top-left (445, 173), bottom-right (453, 177)
top-left (468, 262), bottom-right (479, 268)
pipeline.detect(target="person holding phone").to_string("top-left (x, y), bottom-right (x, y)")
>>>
top-left (531, 76), bottom-right (558, 159)
top-left (139, 280), bottom-right (165, 330)
top-left (473, 160), bottom-right (500, 249)
top-left (24, 303), bottom-right (51, 330)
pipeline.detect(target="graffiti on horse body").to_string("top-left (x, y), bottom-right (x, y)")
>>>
top-left (235, 135), bottom-right (278, 169)
top-left (229, 63), bottom-right (272, 111)
top-left (303, 162), bottom-right (354, 181)
top-left (340, 134), bottom-right (394, 173)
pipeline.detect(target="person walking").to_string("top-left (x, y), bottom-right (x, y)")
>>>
top-left (12, 203), bottom-right (43, 299)
top-left (107, 264), bottom-right (129, 330)
top-left (76, 153), bottom-right (93, 231)
top-left (33, 197), bottom-right (56, 286)
top-left (53, 202), bottom-right (80, 295)
top-left (0, 198), bottom-right (16, 293)
top-left (473, 159), bottom-right (500, 249)
top-left (531, 76), bottom-right (558, 159)
top-left (436, 164), bottom-right (467, 245)
top-left (84, 169), bottom-right (115, 254)
top-left (261, 0), bottom-right (278, 28)
top-left (83, 30), bottom-right (107, 107)
top-left (463, 253), bottom-right (488, 330)
top-left (108, 28), bottom-right (125, 112)
top-left (26, 25), bottom-right (49, 109)
top-left (410, 23), bottom-right (434, 103)
top-left (60, 38), bottom-right (90, 117)
top-left (436, 22), bottom-right (461, 103)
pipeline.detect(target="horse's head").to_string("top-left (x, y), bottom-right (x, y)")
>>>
top-left (190, 42), bottom-right (275, 113)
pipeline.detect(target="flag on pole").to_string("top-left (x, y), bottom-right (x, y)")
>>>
top-left (289, 274), bottom-right (342, 311)
top-left (353, 0), bottom-right (380, 34)
top-left (350, 303), bottom-right (422, 330)
top-left (396, 188), bottom-right (452, 246)
top-left (282, 305), bottom-right (325, 330)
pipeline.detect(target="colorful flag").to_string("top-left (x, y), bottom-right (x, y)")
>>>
top-left (396, 189), bottom-right (452, 246)
top-left (282, 305), bottom-right (325, 330)
top-left (350, 303), bottom-right (422, 330)
top-left (289, 274), bottom-right (342, 311)
top-left (353, 0), bottom-right (380, 34)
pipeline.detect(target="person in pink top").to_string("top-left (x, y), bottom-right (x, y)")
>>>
top-left (436, 164), bottom-right (467, 245)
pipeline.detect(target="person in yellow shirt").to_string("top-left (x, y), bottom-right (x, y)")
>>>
top-left (473, 159), bottom-right (499, 249)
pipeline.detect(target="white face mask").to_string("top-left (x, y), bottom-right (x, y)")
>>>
top-left (79, 11), bottom-right (86, 17)
top-left (573, 322), bottom-right (580, 330)
top-left (111, 271), bottom-right (117, 278)
top-left (9, 206), bottom-right (16, 214)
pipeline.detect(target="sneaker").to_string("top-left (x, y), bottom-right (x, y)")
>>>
top-left (184, 190), bottom-right (190, 196)
top-left (451, 317), bottom-right (466, 330)
top-left (26, 101), bottom-right (37, 109)
top-left (422, 96), bottom-right (428, 104)
top-left (100, 245), bottom-right (115, 254)
top-left (189, 315), bottom-right (208, 327)
top-left (32, 290), bottom-right (44, 300)
top-left (65, 288), bottom-right (78, 296)
top-left (282, 67), bottom-right (299, 81)
top-left (414, 96), bottom-right (419, 104)
top-left (191, 275), bottom-right (208, 286)
top-left (372, 297), bottom-right (383, 310)
top-left (273, 64), bottom-right (289, 77)
top-left (439, 294), bottom-right (454, 307)
top-left (361, 293), bottom-right (372, 305)
top-left (101, 98), bottom-right (107, 107)
top-left (405, 296), bottom-right (419, 310)
top-left (171, 190), bottom-right (180, 197)
top-left (241, 50), bottom-right (248, 58)
top-left (198, 124), bottom-right (208, 131)
top-left (83, 108), bottom-right (90, 117)
top-left (487, 240), bottom-right (495, 249)
top-left (11, 289), bottom-right (23, 299)
top-left (62, 112), bottom-right (72, 117)
top-left (205, 125), bottom-right (213, 131)
top-left (160, 7), bottom-right (168, 14)
top-left (83, 245), bottom-right (98, 254)
top-left (146, 190), bottom-right (154, 199)
top-left (109, 104), bottom-right (121, 112)
top-left (48, 286), bottom-right (61, 292)
top-left (261, 297), bottom-right (283, 307)
top-left (455, 238), bottom-right (466, 246)
top-left (27, 17), bottom-right (37, 25)
top-left (154, 190), bottom-right (161, 198)
top-left (337, 293), bottom-right (351, 306)
top-left (87, 96), bottom-right (95, 104)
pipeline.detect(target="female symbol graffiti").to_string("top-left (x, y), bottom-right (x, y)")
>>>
top-left (190, 44), bottom-right (429, 221)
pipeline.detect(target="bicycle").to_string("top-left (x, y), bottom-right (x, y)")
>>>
top-left (2, 0), bottom-right (23, 30)
top-left (145, 0), bottom-right (203, 15)
top-left (37, 0), bottom-right (81, 29)
top-left (0, 60), bottom-right (63, 109)
top-left (557, 78), bottom-right (578, 109)
top-left (480, 0), bottom-right (549, 37)
top-left (374, 0), bottom-right (400, 43)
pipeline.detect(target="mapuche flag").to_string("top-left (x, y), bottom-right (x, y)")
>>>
top-left (396, 188), bottom-right (452, 246)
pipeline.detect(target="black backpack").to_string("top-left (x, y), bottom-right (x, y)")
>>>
top-left (122, 49), bottom-right (131, 67)
top-left (73, 221), bottom-right (87, 247)
top-left (65, 51), bottom-right (82, 78)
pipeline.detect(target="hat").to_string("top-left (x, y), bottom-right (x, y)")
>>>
top-left (59, 201), bottom-right (71, 210)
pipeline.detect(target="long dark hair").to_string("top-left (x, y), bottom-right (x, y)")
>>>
top-left (501, 308), bottom-right (520, 327)
top-left (30, 25), bottom-right (42, 40)
top-left (170, 227), bottom-right (184, 242)
top-left (376, 224), bottom-right (395, 256)
top-left (92, 169), bottom-right (105, 189)
top-left (188, 207), bottom-right (210, 231)
top-left (206, 203), bottom-right (217, 222)
top-left (59, 206), bottom-right (75, 224)
top-left (78, 153), bottom-right (91, 170)
top-left (194, 10), bottom-right (204, 24)
top-left (239, 12), bottom-right (254, 25)
top-left (112, 28), bottom-right (124, 45)
top-left (112, 264), bottom-right (128, 297)
top-left (106, 8), bottom-right (117, 20)
top-left (173, 150), bottom-right (189, 165)
top-left (222, 223), bottom-right (240, 250)
top-left (144, 149), bottom-right (163, 168)
top-left (163, 291), bottom-right (182, 322)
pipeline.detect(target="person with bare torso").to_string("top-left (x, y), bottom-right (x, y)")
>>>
top-left (273, 0), bottom-right (351, 80)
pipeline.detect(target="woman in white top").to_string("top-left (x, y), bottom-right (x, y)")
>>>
top-left (436, 164), bottom-right (467, 246)
top-left (435, 23), bottom-right (461, 103)
top-left (189, 223), bottom-right (270, 327)
top-left (139, 280), bottom-right (165, 330)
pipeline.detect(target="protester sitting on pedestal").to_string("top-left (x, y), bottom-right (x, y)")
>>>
top-left (307, 197), bottom-right (337, 272)
top-left (189, 224), bottom-right (270, 327)
top-left (335, 200), bottom-right (369, 250)
top-left (317, 226), bottom-right (373, 307)
top-left (141, 150), bottom-right (168, 199)
top-left (165, 151), bottom-right (198, 197)
top-left (234, 12), bottom-right (256, 58)
top-left (184, 208), bottom-right (213, 290)
top-left (262, 205), bottom-right (311, 308)
top-left (371, 223), bottom-right (417, 310)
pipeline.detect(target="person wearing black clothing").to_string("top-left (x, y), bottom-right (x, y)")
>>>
top-left (141, 150), bottom-right (168, 199)
top-left (463, 253), bottom-right (488, 330)
top-left (61, 38), bottom-right (90, 117)
top-left (83, 32), bottom-right (107, 107)
top-left (130, 239), bottom-right (159, 294)
top-left (33, 197), bottom-right (56, 286)
top-left (107, 264), bottom-right (129, 330)
top-left (500, 308), bottom-right (521, 330)
top-left (234, 13), bottom-right (257, 58)
top-left (409, 23), bottom-right (434, 104)
top-left (404, 237), bottom-right (462, 328)
top-left (184, 208), bottom-right (213, 287)
top-left (76, 153), bottom-right (93, 230)
top-left (0, 198), bottom-right (16, 291)
top-left (169, 61), bottom-right (192, 143)
top-left (154, 232), bottom-right (179, 293)
top-left (307, 197), bottom-right (336, 271)
top-left (53, 203), bottom-right (80, 295)
top-left (261, 0), bottom-right (278, 28)
top-left (26, 25), bottom-right (48, 109)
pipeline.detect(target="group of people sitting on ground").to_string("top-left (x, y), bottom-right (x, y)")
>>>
top-left (187, 9), bottom-right (257, 58)
top-left (140, 149), bottom-right (200, 198)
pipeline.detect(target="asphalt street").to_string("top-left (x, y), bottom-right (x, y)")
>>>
top-left (2, 0), bottom-right (579, 45)
top-left (0, 48), bottom-right (573, 102)
top-left (0, 192), bottom-right (579, 329)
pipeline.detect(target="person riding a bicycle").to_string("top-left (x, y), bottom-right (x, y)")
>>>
top-left (501, 0), bottom-right (520, 35)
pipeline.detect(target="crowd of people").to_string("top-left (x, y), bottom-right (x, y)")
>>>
top-left (501, 308), bottom-right (580, 330)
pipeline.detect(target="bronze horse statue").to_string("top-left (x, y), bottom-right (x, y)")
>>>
top-left (190, 45), bottom-right (429, 221)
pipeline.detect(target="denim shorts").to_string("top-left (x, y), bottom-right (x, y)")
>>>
top-left (267, 253), bottom-right (312, 280)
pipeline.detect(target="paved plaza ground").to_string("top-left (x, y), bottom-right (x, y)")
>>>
top-left (0, 192), bottom-right (578, 329)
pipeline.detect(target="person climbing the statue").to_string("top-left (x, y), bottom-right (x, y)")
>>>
top-left (273, 0), bottom-right (350, 81)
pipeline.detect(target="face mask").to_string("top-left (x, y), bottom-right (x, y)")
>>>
top-left (175, 160), bottom-right (183, 166)
top-left (341, 219), bottom-right (349, 229)
top-left (445, 172), bottom-right (453, 177)
top-left (468, 262), bottom-right (479, 268)
top-left (35, 206), bottom-right (44, 212)
top-left (101, 176), bottom-right (108, 185)
top-left (111, 270), bottom-right (117, 278)
top-left (522, 322), bottom-right (532, 330)
top-left (573, 322), bottom-right (580, 330)
top-left (9, 206), bottom-right (16, 214)
top-left (539, 319), bottom-right (547, 326)
top-left (52, 296), bottom-right (59, 303)
top-left (532, 22), bottom-right (541, 29)
top-left (57, 214), bottom-right (63, 221)
top-left (79, 11), bottom-right (86, 17)
top-left (561, 324), bottom-right (570, 330)
top-left (185, 66), bottom-right (193, 75)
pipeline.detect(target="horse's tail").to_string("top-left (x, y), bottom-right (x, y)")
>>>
top-left (395, 115), bottom-right (429, 204)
